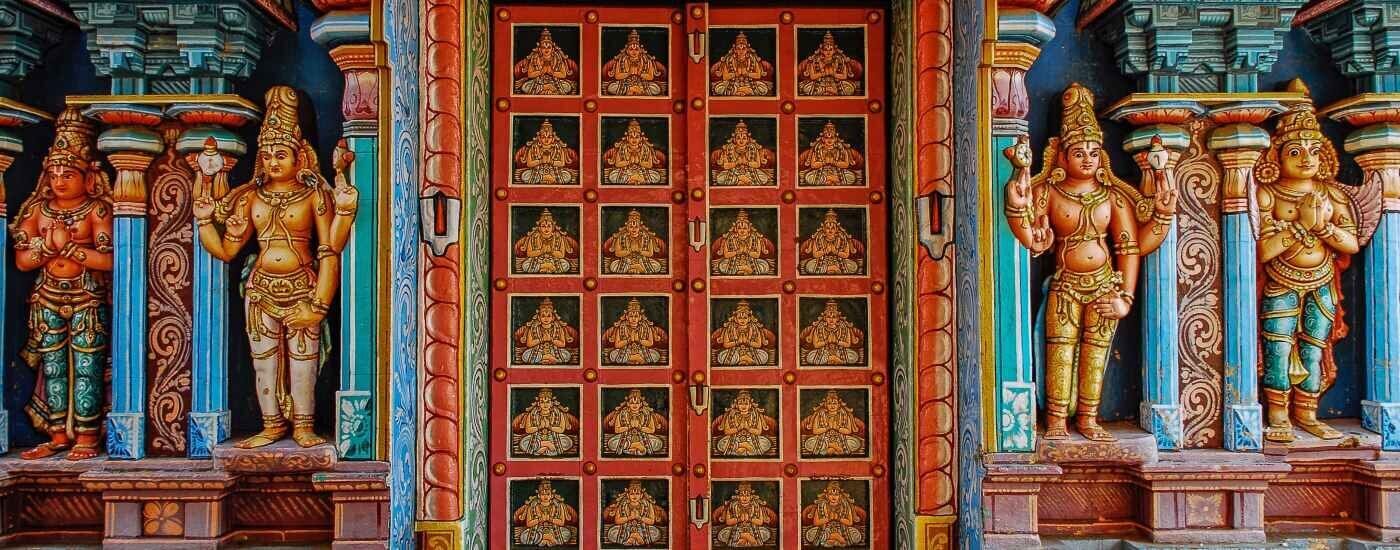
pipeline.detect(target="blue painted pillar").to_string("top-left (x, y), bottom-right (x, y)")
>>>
top-left (96, 122), bottom-right (165, 460)
top-left (0, 133), bottom-right (18, 455)
top-left (1206, 110), bottom-right (1278, 451)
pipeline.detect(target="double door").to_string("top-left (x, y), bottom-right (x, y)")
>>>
top-left (489, 3), bottom-right (887, 548)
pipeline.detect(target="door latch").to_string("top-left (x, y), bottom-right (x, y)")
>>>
top-left (689, 494), bottom-right (710, 529)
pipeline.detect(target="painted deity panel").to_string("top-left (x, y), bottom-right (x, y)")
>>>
top-left (798, 297), bottom-right (869, 368)
top-left (512, 25), bottom-right (582, 96)
top-left (600, 26), bottom-right (669, 97)
top-left (710, 388), bottom-right (781, 459)
top-left (799, 388), bottom-right (870, 458)
top-left (599, 478), bottom-right (669, 549)
top-left (709, 207), bottom-right (779, 277)
top-left (798, 207), bottom-right (868, 276)
top-left (600, 387), bottom-right (670, 458)
top-left (512, 205), bottom-right (582, 275)
top-left (711, 480), bottom-right (781, 550)
top-left (709, 27), bottom-right (778, 97)
top-left (510, 478), bottom-right (583, 549)
top-left (510, 386), bottom-right (582, 459)
top-left (601, 206), bottom-right (670, 276)
top-left (795, 27), bottom-right (865, 97)
top-left (798, 117), bottom-right (866, 187)
top-left (510, 295), bottom-right (582, 367)
top-left (513, 116), bottom-right (582, 186)
top-left (600, 117), bottom-right (670, 187)
top-left (799, 479), bottom-right (871, 549)
top-left (709, 117), bottom-right (778, 187)
top-left (710, 298), bottom-right (780, 368)
top-left (599, 295), bottom-right (670, 367)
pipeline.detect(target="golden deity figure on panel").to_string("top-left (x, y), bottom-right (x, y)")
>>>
top-left (602, 298), bottom-right (667, 366)
top-left (515, 209), bottom-right (579, 274)
top-left (800, 300), bottom-right (864, 366)
top-left (602, 481), bottom-right (667, 547)
top-left (512, 388), bottom-right (580, 457)
top-left (514, 298), bottom-right (579, 365)
top-left (713, 483), bottom-right (778, 548)
top-left (1001, 83), bottom-right (1176, 441)
top-left (1255, 96), bottom-right (1378, 443)
top-left (712, 210), bottom-right (776, 276)
top-left (603, 119), bottom-right (667, 185)
top-left (191, 86), bottom-right (358, 449)
top-left (797, 31), bottom-right (863, 96)
top-left (801, 481), bottom-right (869, 547)
top-left (513, 480), bottom-right (579, 547)
top-left (603, 209), bottom-right (666, 275)
top-left (603, 389), bottom-right (668, 456)
top-left (514, 28), bottom-right (579, 95)
top-left (800, 122), bottom-right (864, 186)
top-left (711, 32), bottom-right (774, 97)
top-left (712, 390), bottom-right (778, 457)
top-left (801, 390), bottom-right (867, 456)
top-left (514, 120), bottom-right (579, 185)
top-left (603, 29), bottom-right (666, 96)
top-left (711, 121), bottom-right (776, 187)
top-left (800, 209), bottom-right (864, 275)
top-left (712, 300), bottom-right (778, 367)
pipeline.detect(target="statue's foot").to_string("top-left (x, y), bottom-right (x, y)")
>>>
top-left (65, 434), bottom-right (100, 461)
top-left (20, 442), bottom-right (70, 460)
top-left (1296, 419), bottom-right (1343, 440)
top-left (1075, 418), bottom-right (1116, 442)
top-left (1264, 423), bottom-right (1296, 443)
top-left (292, 426), bottom-right (327, 448)
top-left (1043, 418), bottom-right (1071, 440)
top-left (235, 425), bottom-right (289, 449)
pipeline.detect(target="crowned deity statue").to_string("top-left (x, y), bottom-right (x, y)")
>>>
top-left (514, 29), bottom-right (580, 95)
top-left (604, 209), bottom-right (666, 274)
top-left (514, 120), bottom-right (580, 185)
top-left (514, 480), bottom-right (579, 547)
top-left (602, 480), bottom-right (667, 546)
top-left (602, 298), bottom-right (667, 366)
top-left (800, 122), bottom-right (864, 186)
top-left (710, 32), bottom-right (775, 97)
top-left (713, 482), bottom-right (778, 547)
top-left (515, 298), bottom-right (579, 365)
top-left (800, 300), bottom-right (864, 366)
top-left (801, 390), bottom-right (867, 456)
top-left (800, 210), bottom-right (864, 275)
top-left (712, 210), bottom-right (776, 276)
top-left (191, 86), bottom-right (358, 449)
top-left (602, 29), bottom-right (667, 97)
top-left (515, 209), bottom-right (580, 274)
top-left (1001, 83), bottom-right (1177, 441)
top-left (711, 122), bottom-right (776, 187)
top-left (512, 388), bottom-right (580, 457)
top-left (712, 300), bottom-right (777, 366)
top-left (712, 390), bottom-right (777, 457)
top-left (10, 109), bottom-right (113, 460)
top-left (603, 389), bottom-right (668, 456)
top-left (603, 120), bottom-right (667, 186)
top-left (797, 32), bottom-right (863, 96)
top-left (1255, 99), bottom-right (1374, 443)
top-left (801, 482), bottom-right (869, 548)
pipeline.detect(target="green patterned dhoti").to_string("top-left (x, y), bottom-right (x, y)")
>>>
top-left (20, 271), bottom-right (108, 439)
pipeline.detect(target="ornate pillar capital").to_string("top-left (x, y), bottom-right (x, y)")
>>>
top-left (1299, 0), bottom-right (1400, 94)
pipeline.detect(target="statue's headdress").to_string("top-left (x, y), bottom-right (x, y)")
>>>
top-left (255, 86), bottom-right (323, 188)
top-left (1059, 83), bottom-right (1103, 149)
top-left (44, 108), bottom-right (98, 172)
top-left (1255, 93), bottom-right (1338, 184)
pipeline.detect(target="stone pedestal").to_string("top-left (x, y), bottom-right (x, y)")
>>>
top-left (312, 462), bottom-right (389, 550)
top-left (80, 463), bottom-right (234, 549)
top-left (214, 440), bottom-right (338, 474)
top-left (1136, 454), bottom-right (1288, 544)
top-left (984, 455), bottom-right (1061, 549)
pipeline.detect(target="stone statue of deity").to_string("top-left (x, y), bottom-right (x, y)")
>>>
top-left (710, 32), bottom-right (774, 97)
top-left (602, 29), bottom-right (666, 97)
top-left (602, 120), bottom-right (666, 186)
top-left (1002, 83), bottom-right (1177, 441)
top-left (191, 86), bottom-right (359, 449)
top-left (713, 482), bottom-right (778, 548)
top-left (11, 108), bottom-right (113, 461)
top-left (799, 122), bottom-right (864, 186)
top-left (513, 29), bottom-right (579, 95)
top-left (797, 31), bottom-right (863, 96)
top-left (1256, 99), bottom-right (1378, 443)
top-left (603, 389), bottom-right (667, 456)
top-left (712, 390), bottom-right (777, 457)
top-left (513, 480), bottom-right (578, 547)
top-left (801, 481), bottom-right (869, 547)
top-left (602, 480), bottom-right (666, 546)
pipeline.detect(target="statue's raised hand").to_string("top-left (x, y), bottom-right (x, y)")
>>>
top-left (1298, 192), bottom-right (1319, 233)
top-left (225, 211), bottom-right (250, 239)
top-left (192, 193), bottom-right (216, 222)
top-left (1003, 137), bottom-right (1034, 210)
top-left (331, 139), bottom-right (358, 214)
top-left (1153, 177), bottom-right (1177, 215)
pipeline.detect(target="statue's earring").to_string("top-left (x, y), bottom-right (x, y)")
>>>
top-left (1255, 161), bottom-right (1280, 185)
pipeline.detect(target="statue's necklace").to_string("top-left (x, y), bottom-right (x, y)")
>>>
top-left (42, 200), bottom-right (95, 227)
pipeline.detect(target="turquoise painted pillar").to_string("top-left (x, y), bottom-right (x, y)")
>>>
top-left (989, 8), bottom-right (1053, 453)
top-left (314, 9), bottom-right (379, 460)
top-left (94, 119), bottom-right (165, 460)
top-left (0, 134), bottom-right (17, 455)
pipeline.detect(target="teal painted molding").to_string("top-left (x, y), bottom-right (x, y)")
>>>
top-left (337, 135), bottom-right (377, 460)
top-left (1299, 0), bottom-right (1400, 94)
top-left (0, 0), bottom-right (75, 98)
top-left (991, 133), bottom-right (1036, 452)
top-left (999, 8), bottom-right (1057, 47)
top-left (310, 10), bottom-right (370, 48)
top-left (68, 1), bottom-right (286, 94)
top-left (1345, 122), bottom-right (1400, 154)
top-left (1087, 0), bottom-right (1304, 93)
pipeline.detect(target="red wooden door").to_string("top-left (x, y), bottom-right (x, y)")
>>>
top-left (491, 4), bottom-right (886, 549)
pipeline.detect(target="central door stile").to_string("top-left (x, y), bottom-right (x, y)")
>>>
top-left (682, 3), bottom-right (712, 546)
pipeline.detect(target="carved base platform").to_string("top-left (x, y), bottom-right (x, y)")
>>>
top-left (0, 443), bottom-right (384, 548)
top-left (985, 420), bottom-right (1400, 547)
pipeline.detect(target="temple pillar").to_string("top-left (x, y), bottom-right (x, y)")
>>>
top-left (312, 2), bottom-right (380, 461)
top-left (989, 7), bottom-right (1054, 453)
top-left (0, 102), bottom-right (39, 456)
